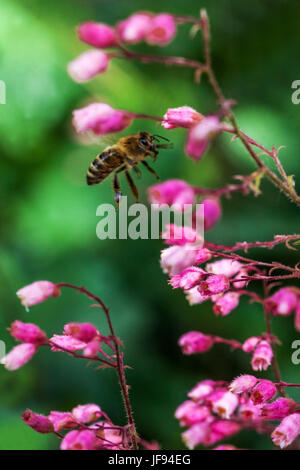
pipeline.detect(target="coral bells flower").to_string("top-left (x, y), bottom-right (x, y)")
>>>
top-left (67, 50), bottom-right (109, 83)
top-left (265, 287), bottom-right (298, 316)
top-left (175, 401), bottom-right (211, 426)
top-left (48, 411), bottom-right (77, 432)
top-left (182, 422), bottom-right (210, 449)
top-left (188, 380), bottom-right (215, 402)
top-left (271, 413), bottom-right (300, 449)
top-left (72, 103), bottom-right (132, 135)
top-left (185, 116), bottom-right (221, 161)
top-left (72, 404), bottom-right (102, 423)
top-left (169, 266), bottom-right (206, 290)
top-left (162, 224), bottom-right (202, 246)
top-left (64, 322), bottom-right (98, 343)
top-left (116, 12), bottom-right (152, 44)
top-left (185, 286), bottom-right (210, 306)
top-left (146, 14), bottom-right (176, 46)
top-left (251, 340), bottom-right (273, 371)
top-left (198, 274), bottom-right (229, 296)
top-left (83, 339), bottom-right (101, 358)
top-left (206, 420), bottom-right (240, 446)
top-left (61, 430), bottom-right (96, 450)
top-left (242, 336), bottom-right (260, 353)
top-left (212, 391), bottom-right (239, 419)
top-left (1, 343), bottom-right (37, 370)
top-left (178, 331), bottom-right (214, 355)
top-left (259, 398), bottom-right (296, 420)
top-left (22, 409), bottom-right (54, 434)
top-left (229, 375), bottom-right (258, 394)
top-left (239, 400), bottom-right (261, 421)
top-left (161, 106), bottom-right (203, 130)
top-left (250, 380), bottom-right (277, 405)
top-left (17, 281), bottom-right (60, 307)
top-left (148, 179), bottom-right (195, 209)
top-left (160, 245), bottom-right (201, 276)
top-left (10, 321), bottom-right (47, 345)
top-left (295, 302), bottom-right (300, 331)
top-left (77, 22), bottom-right (117, 48)
top-left (213, 292), bottom-right (240, 316)
top-left (206, 259), bottom-right (242, 277)
top-left (50, 335), bottom-right (87, 352)
top-left (202, 197), bottom-right (222, 231)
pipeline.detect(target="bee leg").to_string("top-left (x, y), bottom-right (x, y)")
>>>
top-left (126, 157), bottom-right (142, 178)
top-left (141, 160), bottom-right (160, 180)
top-left (113, 171), bottom-right (123, 208)
top-left (132, 166), bottom-right (142, 178)
top-left (125, 170), bottom-right (139, 202)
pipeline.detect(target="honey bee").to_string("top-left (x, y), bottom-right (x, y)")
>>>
top-left (87, 131), bottom-right (172, 205)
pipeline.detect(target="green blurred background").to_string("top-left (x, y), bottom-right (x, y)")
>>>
top-left (0, 0), bottom-right (300, 450)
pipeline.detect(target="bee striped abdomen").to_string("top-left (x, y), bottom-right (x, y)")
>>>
top-left (86, 148), bottom-right (123, 186)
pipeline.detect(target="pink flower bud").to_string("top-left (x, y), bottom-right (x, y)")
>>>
top-left (101, 422), bottom-right (124, 447)
top-left (206, 259), bottom-right (242, 277)
top-left (202, 197), bottom-right (222, 231)
top-left (17, 281), bottom-right (60, 307)
top-left (185, 116), bottom-right (221, 161)
top-left (160, 245), bottom-right (202, 276)
top-left (259, 398), bottom-right (296, 420)
top-left (48, 411), bottom-right (77, 432)
top-left (72, 103), bottom-right (132, 135)
top-left (72, 404), bottom-right (102, 423)
top-left (242, 336), bottom-right (260, 353)
top-left (61, 430), bottom-right (96, 450)
top-left (205, 388), bottom-right (227, 407)
top-left (64, 322), bottom-right (98, 343)
top-left (83, 339), bottom-right (101, 358)
top-left (194, 248), bottom-right (212, 264)
top-left (175, 401), bottom-right (211, 426)
top-left (250, 380), bottom-right (277, 405)
top-left (198, 274), bottom-right (229, 296)
top-left (185, 286), bottom-right (210, 306)
top-left (239, 400), bottom-right (261, 421)
top-left (169, 266), bottom-right (206, 290)
top-left (251, 340), bottom-right (273, 371)
top-left (68, 50), bottom-right (109, 83)
top-left (1, 343), bottom-right (37, 370)
top-left (178, 331), bottom-right (214, 355)
top-left (148, 179), bottom-right (195, 209)
top-left (50, 335), bottom-right (87, 352)
top-left (212, 391), bottom-right (239, 419)
top-left (188, 380), bottom-right (215, 402)
top-left (213, 292), bottom-right (240, 316)
top-left (10, 320), bottom-right (47, 345)
top-left (22, 409), bottom-right (54, 433)
top-left (204, 420), bottom-right (240, 446)
top-left (161, 106), bottom-right (203, 130)
top-left (265, 287), bottom-right (298, 316)
top-left (229, 375), bottom-right (258, 394)
top-left (77, 22), bottom-right (117, 48)
top-left (116, 13), bottom-right (152, 44)
top-left (146, 14), bottom-right (176, 46)
top-left (182, 422), bottom-right (210, 449)
top-left (271, 413), bottom-right (300, 448)
top-left (162, 224), bottom-right (202, 246)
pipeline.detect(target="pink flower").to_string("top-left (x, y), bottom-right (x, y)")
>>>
top-left (185, 286), bottom-right (210, 306)
top-left (271, 413), bottom-right (300, 448)
top-left (213, 292), bottom-right (240, 316)
top-left (64, 322), bottom-right (98, 343)
top-left (10, 320), bottom-right (47, 345)
top-left (206, 259), bottom-right (242, 277)
top-left (148, 179), bottom-right (195, 209)
top-left (102, 422), bottom-right (124, 447)
top-left (194, 248), bottom-right (212, 264)
top-left (178, 331), bottom-right (214, 355)
top-left (61, 430), bottom-right (96, 450)
top-left (198, 274), bottom-right (229, 296)
top-left (77, 22), bottom-right (117, 48)
top-left (50, 334), bottom-right (87, 352)
top-left (175, 401), bottom-right (210, 426)
top-left (1, 343), bottom-right (37, 370)
top-left (205, 388), bottom-right (227, 407)
top-left (265, 287), bottom-right (298, 316)
top-left (72, 404), bottom-right (102, 423)
top-left (169, 266), bottom-right (206, 290)
top-left (161, 106), bottom-right (203, 130)
top-left (185, 116), bottom-right (221, 161)
top-left (188, 380), bottom-right (215, 402)
top-left (22, 409), bottom-right (54, 433)
top-left (214, 445), bottom-right (238, 450)
top-left (229, 375), bottom-right (258, 394)
top-left (212, 391), bottom-right (239, 419)
top-left (16, 281), bottom-right (60, 307)
top-left (251, 340), bottom-right (273, 371)
top-left (72, 103), bottom-right (132, 135)
top-left (239, 400), bottom-right (261, 421)
top-left (259, 398), bottom-right (296, 420)
top-left (205, 420), bottom-right (240, 446)
top-left (202, 198), bottom-right (222, 231)
top-left (160, 245), bottom-right (202, 276)
top-left (48, 411), bottom-right (77, 432)
top-left (83, 339), bottom-right (101, 358)
top-left (250, 380), bottom-right (277, 405)
top-left (182, 422), bottom-right (210, 449)
top-left (116, 13), bottom-right (152, 44)
top-left (162, 224), bottom-right (202, 246)
top-left (242, 336), bottom-right (260, 353)
top-left (295, 302), bottom-right (300, 331)
top-left (68, 50), bottom-right (109, 83)
top-left (146, 14), bottom-right (176, 46)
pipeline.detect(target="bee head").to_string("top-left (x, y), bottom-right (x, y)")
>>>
top-left (138, 131), bottom-right (153, 149)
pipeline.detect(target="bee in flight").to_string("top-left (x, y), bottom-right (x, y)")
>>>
top-left (86, 131), bottom-right (172, 206)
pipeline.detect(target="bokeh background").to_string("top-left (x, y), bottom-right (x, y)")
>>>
top-left (0, 0), bottom-right (300, 450)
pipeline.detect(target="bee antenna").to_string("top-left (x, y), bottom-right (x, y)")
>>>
top-left (153, 134), bottom-right (170, 142)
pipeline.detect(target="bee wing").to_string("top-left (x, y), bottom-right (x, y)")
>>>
top-left (78, 132), bottom-right (122, 149)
